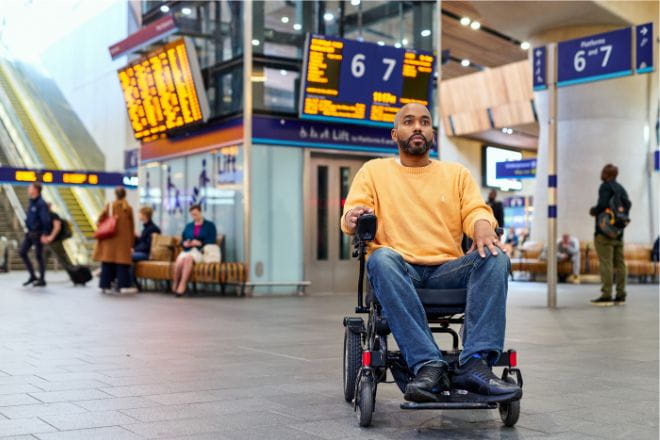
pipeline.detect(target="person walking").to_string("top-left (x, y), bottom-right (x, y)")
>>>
top-left (93, 187), bottom-right (135, 294)
top-left (486, 189), bottom-right (505, 227)
top-left (20, 182), bottom-right (52, 287)
top-left (589, 164), bottom-right (631, 306)
top-left (41, 203), bottom-right (72, 267)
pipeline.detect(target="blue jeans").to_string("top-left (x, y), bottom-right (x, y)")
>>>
top-left (367, 247), bottom-right (510, 374)
top-left (100, 263), bottom-right (131, 289)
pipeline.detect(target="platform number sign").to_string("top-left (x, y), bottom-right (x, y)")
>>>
top-left (557, 27), bottom-right (632, 87)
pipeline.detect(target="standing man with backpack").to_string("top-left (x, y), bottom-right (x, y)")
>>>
top-left (589, 164), bottom-right (631, 306)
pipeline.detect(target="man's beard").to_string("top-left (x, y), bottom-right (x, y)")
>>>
top-left (398, 134), bottom-right (432, 155)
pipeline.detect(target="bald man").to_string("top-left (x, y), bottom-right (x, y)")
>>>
top-left (341, 103), bottom-right (521, 403)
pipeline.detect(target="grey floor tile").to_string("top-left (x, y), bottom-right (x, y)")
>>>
top-left (38, 410), bottom-right (138, 431)
top-left (0, 418), bottom-right (56, 437)
top-left (72, 396), bottom-right (160, 412)
top-left (34, 426), bottom-right (142, 440)
top-left (0, 402), bottom-right (88, 419)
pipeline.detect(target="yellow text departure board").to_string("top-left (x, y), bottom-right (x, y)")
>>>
top-left (300, 34), bottom-right (435, 127)
top-left (118, 38), bottom-right (209, 140)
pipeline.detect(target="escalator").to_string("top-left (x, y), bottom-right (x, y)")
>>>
top-left (0, 59), bottom-right (98, 241)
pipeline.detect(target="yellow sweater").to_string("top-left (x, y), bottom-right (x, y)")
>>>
top-left (340, 158), bottom-right (497, 265)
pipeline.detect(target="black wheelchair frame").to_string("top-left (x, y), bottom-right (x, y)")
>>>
top-left (342, 214), bottom-right (523, 427)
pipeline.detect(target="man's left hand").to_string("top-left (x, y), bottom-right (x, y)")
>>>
top-left (469, 219), bottom-right (501, 258)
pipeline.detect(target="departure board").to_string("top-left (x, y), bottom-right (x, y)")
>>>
top-left (117, 37), bottom-right (210, 140)
top-left (300, 34), bottom-right (435, 127)
top-left (0, 166), bottom-right (127, 188)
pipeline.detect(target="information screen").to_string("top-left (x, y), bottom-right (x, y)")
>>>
top-left (0, 166), bottom-right (128, 188)
top-left (117, 37), bottom-right (210, 140)
top-left (300, 34), bottom-right (435, 127)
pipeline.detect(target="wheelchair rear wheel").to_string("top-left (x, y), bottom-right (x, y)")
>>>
top-left (343, 327), bottom-right (362, 402)
top-left (498, 376), bottom-right (521, 427)
top-left (356, 376), bottom-right (375, 427)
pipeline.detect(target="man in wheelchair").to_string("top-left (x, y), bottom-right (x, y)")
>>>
top-left (341, 103), bottom-right (522, 404)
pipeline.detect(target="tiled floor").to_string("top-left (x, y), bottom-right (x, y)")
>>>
top-left (0, 271), bottom-right (657, 439)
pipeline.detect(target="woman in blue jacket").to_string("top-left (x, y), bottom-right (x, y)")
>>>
top-left (172, 204), bottom-right (217, 297)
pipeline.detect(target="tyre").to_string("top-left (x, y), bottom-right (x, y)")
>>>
top-left (499, 376), bottom-right (521, 427)
top-left (356, 376), bottom-right (375, 427)
top-left (343, 327), bottom-right (362, 402)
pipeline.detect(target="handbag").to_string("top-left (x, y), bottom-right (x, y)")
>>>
top-left (94, 203), bottom-right (118, 240)
top-left (202, 244), bottom-right (221, 264)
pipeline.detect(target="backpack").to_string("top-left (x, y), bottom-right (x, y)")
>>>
top-left (56, 218), bottom-right (73, 241)
top-left (597, 182), bottom-right (631, 239)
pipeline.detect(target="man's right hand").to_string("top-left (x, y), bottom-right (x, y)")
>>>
top-left (344, 206), bottom-right (374, 234)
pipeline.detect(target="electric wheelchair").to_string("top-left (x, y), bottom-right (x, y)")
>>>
top-left (342, 214), bottom-right (523, 427)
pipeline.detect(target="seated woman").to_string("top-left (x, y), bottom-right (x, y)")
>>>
top-left (172, 204), bottom-right (217, 297)
top-left (132, 206), bottom-right (161, 290)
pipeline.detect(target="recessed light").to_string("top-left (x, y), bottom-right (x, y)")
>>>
top-left (402, 38), bottom-right (408, 45)
top-left (251, 39), bottom-right (260, 46)
top-left (461, 59), bottom-right (470, 67)
top-left (181, 7), bottom-right (192, 15)
top-left (280, 69), bottom-right (287, 76)
top-left (420, 29), bottom-right (431, 37)
top-left (351, 0), bottom-right (361, 5)
top-left (377, 41), bottom-right (385, 46)
top-left (293, 23), bottom-right (302, 31)
top-left (324, 12), bottom-right (334, 22)
top-left (470, 21), bottom-right (481, 30)
top-left (281, 16), bottom-right (289, 24)
top-left (394, 43), bottom-right (401, 48)
top-left (460, 17), bottom-right (470, 26)
top-left (520, 41), bottom-right (530, 50)
top-left (160, 5), bottom-right (170, 13)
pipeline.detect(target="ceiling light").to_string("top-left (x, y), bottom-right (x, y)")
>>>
top-left (420, 29), bottom-right (431, 37)
top-left (160, 5), bottom-right (170, 13)
top-left (280, 69), bottom-right (287, 76)
top-left (402, 38), bottom-right (408, 45)
top-left (281, 16), bottom-right (289, 24)
top-left (251, 39), bottom-right (260, 46)
top-left (293, 23), bottom-right (302, 31)
top-left (323, 12), bottom-right (334, 22)
top-left (460, 17), bottom-right (471, 26)
top-left (520, 41), bottom-right (530, 50)
top-left (394, 43), bottom-right (401, 48)
top-left (470, 21), bottom-right (481, 30)
top-left (351, 0), bottom-right (361, 5)
top-left (377, 41), bottom-right (385, 46)
top-left (181, 7), bottom-right (192, 15)
top-left (461, 59), bottom-right (470, 67)
top-left (501, 128), bottom-right (508, 133)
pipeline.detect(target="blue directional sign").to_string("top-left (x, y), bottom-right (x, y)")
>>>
top-left (654, 150), bottom-right (659, 172)
top-left (557, 27), bottom-right (632, 87)
top-left (636, 22), bottom-right (654, 73)
top-left (533, 46), bottom-right (547, 90)
top-left (496, 159), bottom-right (537, 179)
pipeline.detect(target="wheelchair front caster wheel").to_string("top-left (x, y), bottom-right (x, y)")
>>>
top-left (498, 377), bottom-right (521, 427)
top-left (356, 377), bottom-right (375, 427)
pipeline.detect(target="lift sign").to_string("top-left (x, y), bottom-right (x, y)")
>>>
top-left (557, 27), bottom-right (632, 87)
top-left (299, 34), bottom-right (435, 127)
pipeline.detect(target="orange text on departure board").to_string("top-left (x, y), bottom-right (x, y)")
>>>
top-left (118, 39), bottom-right (204, 140)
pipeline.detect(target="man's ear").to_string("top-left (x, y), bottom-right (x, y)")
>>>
top-left (391, 128), bottom-right (398, 142)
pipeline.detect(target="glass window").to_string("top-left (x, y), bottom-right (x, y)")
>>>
top-left (208, 66), bottom-right (243, 117)
top-left (316, 165), bottom-right (328, 260)
top-left (257, 67), bottom-right (300, 114)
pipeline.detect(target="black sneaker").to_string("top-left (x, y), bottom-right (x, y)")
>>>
top-left (22, 276), bottom-right (37, 286)
top-left (404, 364), bottom-right (451, 403)
top-left (33, 279), bottom-right (47, 287)
top-left (614, 297), bottom-right (626, 305)
top-left (590, 296), bottom-right (614, 306)
top-left (452, 357), bottom-right (522, 398)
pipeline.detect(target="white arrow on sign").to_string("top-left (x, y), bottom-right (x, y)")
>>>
top-left (535, 49), bottom-right (542, 57)
top-left (640, 26), bottom-right (648, 36)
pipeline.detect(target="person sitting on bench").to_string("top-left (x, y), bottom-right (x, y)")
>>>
top-left (341, 103), bottom-right (521, 403)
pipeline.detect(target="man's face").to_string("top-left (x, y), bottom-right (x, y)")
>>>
top-left (28, 184), bottom-right (38, 199)
top-left (391, 104), bottom-right (434, 156)
top-left (562, 234), bottom-right (570, 243)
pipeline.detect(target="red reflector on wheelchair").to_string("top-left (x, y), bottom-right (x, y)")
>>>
top-left (362, 351), bottom-right (371, 367)
top-left (509, 350), bottom-right (517, 367)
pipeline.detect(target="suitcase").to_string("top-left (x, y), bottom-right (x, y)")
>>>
top-left (65, 265), bottom-right (93, 286)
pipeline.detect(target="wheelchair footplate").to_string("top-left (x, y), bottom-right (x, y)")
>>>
top-left (400, 389), bottom-right (520, 410)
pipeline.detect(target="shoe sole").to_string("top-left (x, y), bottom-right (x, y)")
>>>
top-left (590, 302), bottom-right (614, 307)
